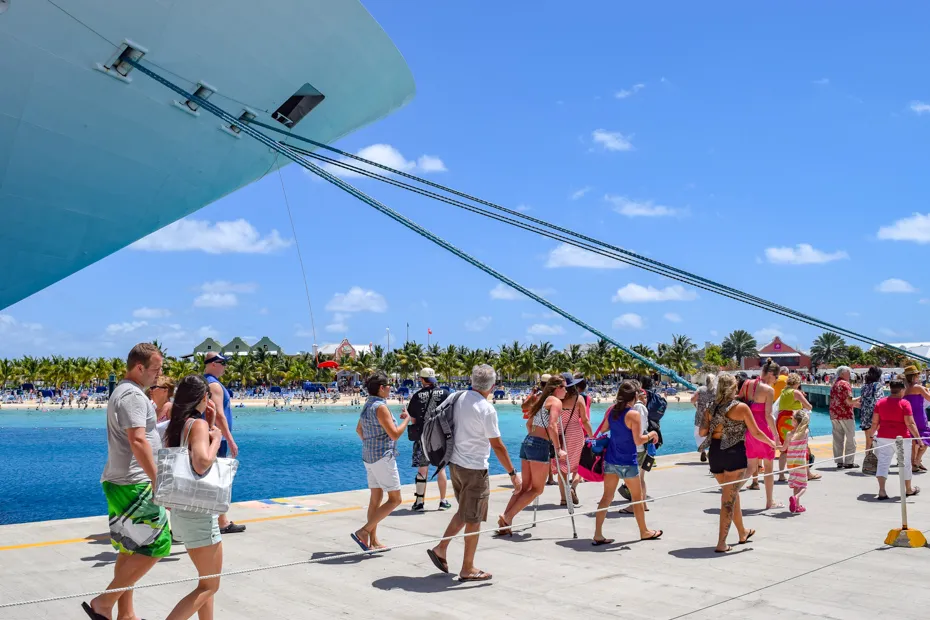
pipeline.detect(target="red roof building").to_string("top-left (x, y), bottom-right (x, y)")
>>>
top-left (742, 337), bottom-right (811, 371)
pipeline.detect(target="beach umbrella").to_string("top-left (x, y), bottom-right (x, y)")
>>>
top-left (318, 360), bottom-right (339, 369)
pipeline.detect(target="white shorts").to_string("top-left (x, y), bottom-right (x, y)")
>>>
top-left (875, 436), bottom-right (912, 481)
top-left (364, 454), bottom-right (401, 492)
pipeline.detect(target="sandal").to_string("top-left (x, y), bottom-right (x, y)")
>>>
top-left (747, 482), bottom-right (760, 491)
top-left (81, 602), bottom-right (108, 620)
top-left (715, 545), bottom-right (733, 553)
top-left (640, 529), bottom-right (663, 541)
top-left (907, 487), bottom-right (921, 497)
top-left (571, 488), bottom-right (580, 506)
top-left (350, 530), bottom-right (371, 552)
top-left (876, 494), bottom-right (890, 500)
top-left (618, 506), bottom-right (636, 515)
top-left (495, 515), bottom-right (512, 537)
top-left (427, 548), bottom-right (449, 574)
top-left (460, 570), bottom-right (492, 582)
top-left (738, 528), bottom-right (756, 544)
top-left (591, 538), bottom-right (615, 546)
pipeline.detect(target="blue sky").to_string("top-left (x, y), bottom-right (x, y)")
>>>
top-left (3, 1), bottom-right (930, 358)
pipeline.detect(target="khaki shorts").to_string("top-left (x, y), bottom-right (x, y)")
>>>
top-left (450, 464), bottom-right (490, 524)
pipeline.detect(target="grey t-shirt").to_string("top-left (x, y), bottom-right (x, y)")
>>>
top-left (100, 380), bottom-right (160, 485)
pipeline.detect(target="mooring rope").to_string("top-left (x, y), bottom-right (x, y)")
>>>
top-left (247, 120), bottom-right (927, 364)
top-left (0, 438), bottom-right (915, 610)
top-left (123, 59), bottom-right (695, 389)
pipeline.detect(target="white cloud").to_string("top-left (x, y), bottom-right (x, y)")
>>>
top-left (710, 330), bottom-right (719, 337)
top-left (106, 321), bottom-right (148, 335)
top-left (545, 244), bottom-right (625, 269)
top-left (921, 299), bottom-right (930, 305)
top-left (321, 144), bottom-right (447, 178)
top-left (754, 326), bottom-right (783, 343)
top-left (326, 287), bottom-right (387, 313)
top-left (847, 311), bottom-right (861, 317)
top-left (570, 186), bottom-right (592, 200)
top-left (515, 204), bottom-right (532, 212)
top-left (0, 314), bottom-right (42, 332)
top-left (664, 312), bottom-right (682, 323)
top-left (592, 129), bottom-right (634, 152)
top-left (812, 78), bottom-right (830, 85)
top-left (764, 244), bottom-right (849, 265)
top-left (325, 313), bottom-right (349, 333)
top-left (876, 278), bottom-right (916, 293)
top-left (196, 326), bottom-right (219, 340)
top-left (200, 281), bottom-right (258, 294)
top-left (132, 219), bottom-right (290, 254)
top-left (615, 83), bottom-right (645, 99)
top-left (194, 292), bottom-right (238, 308)
top-left (910, 101), bottom-right (930, 115)
top-left (612, 313), bottom-right (644, 329)
top-left (258, 307), bottom-right (269, 315)
top-left (465, 316), bottom-right (492, 332)
top-left (879, 327), bottom-right (900, 337)
top-left (133, 307), bottom-right (171, 319)
top-left (605, 195), bottom-right (681, 217)
top-left (612, 283), bottom-right (697, 303)
top-left (527, 323), bottom-right (565, 336)
top-left (877, 213), bottom-right (930, 243)
top-left (490, 283), bottom-right (523, 300)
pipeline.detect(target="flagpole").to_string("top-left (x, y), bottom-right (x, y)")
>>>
top-left (406, 322), bottom-right (409, 345)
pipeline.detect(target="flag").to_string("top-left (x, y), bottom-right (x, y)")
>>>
top-left (428, 328), bottom-right (433, 335)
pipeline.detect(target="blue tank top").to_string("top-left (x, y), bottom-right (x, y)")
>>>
top-left (205, 374), bottom-right (232, 433)
top-left (606, 407), bottom-right (638, 466)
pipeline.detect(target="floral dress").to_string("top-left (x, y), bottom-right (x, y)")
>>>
top-left (858, 382), bottom-right (882, 431)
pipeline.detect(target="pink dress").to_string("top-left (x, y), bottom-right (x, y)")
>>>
top-left (743, 380), bottom-right (776, 460)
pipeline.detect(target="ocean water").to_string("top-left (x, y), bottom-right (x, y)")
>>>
top-left (0, 402), bottom-right (834, 525)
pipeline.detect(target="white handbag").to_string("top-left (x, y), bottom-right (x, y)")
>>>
top-left (154, 419), bottom-right (239, 514)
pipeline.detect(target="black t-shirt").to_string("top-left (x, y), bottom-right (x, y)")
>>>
top-left (406, 385), bottom-right (452, 441)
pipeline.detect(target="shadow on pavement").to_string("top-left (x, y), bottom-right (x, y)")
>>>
top-left (372, 575), bottom-right (493, 593)
top-left (554, 538), bottom-right (631, 553)
top-left (668, 546), bottom-right (753, 559)
top-left (310, 550), bottom-right (382, 565)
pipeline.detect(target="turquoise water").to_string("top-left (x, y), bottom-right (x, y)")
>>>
top-left (0, 403), bottom-right (834, 525)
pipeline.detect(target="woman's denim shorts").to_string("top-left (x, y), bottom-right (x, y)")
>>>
top-left (604, 462), bottom-right (639, 478)
top-left (519, 435), bottom-right (552, 463)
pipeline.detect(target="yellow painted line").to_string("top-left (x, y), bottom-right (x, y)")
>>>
top-left (0, 534), bottom-right (107, 551)
top-left (237, 505), bottom-right (363, 524)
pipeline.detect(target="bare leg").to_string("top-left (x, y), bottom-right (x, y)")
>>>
top-left (502, 461), bottom-right (548, 524)
top-left (166, 542), bottom-right (223, 620)
top-left (358, 488), bottom-right (383, 547)
top-left (432, 512), bottom-right (464, 561)
top-left (763, 459), bottom-right (782, 508)
top-left (500, 460), bottom-right (532, 519)
top-left (747, 459), bottom-right (760, 488)
top-left (715, 469), bottom-right (746, 551)
top-left (877, 476), bottom-right (888, 498)
top-left (777, 449), bottom-right (788, 481)
top-left (459, 522), bottom-right (484, 578)
top-left (731, 479), bottom-right (748, 541)
top-left (90, 552), bottom-right (160, 620)
top-left (437, 467), bottom-right (448, 500)
top-left (639, 469), bottom-right (649, 511)
top-left (625, 476), bottom-right (658, 538)
top-left (593, 474), bottom-right (620, 542)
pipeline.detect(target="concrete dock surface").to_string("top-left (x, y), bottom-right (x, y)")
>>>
top-left (2, 433), bottom-right (928, 619)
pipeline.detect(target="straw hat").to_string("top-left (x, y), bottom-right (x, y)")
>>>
top-left (904, 365), bottom-right (920, 376)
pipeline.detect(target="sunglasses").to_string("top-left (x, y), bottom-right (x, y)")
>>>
top-left (150, 385), bottom-right (167, 391)
top-left (207, 358), bottom-right (228, 366)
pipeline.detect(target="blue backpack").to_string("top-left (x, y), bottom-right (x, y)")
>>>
top-left (645, 389), bottom-right (667, 422)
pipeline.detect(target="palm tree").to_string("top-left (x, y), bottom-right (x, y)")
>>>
top-left (434, 345), bottom-right (462, 384)
top-left (395, 342), bottom-right (429, 379)
top-left (630, 345), bottom-right (657, 375)
top-left (810, 332), bottom-right (848, 366)
top-left (565, 344), bottom-right (583, 370)
top-left (0, 359), bottom-right (15, 389)
top-left (721, 330), bottom-right (758, 367)
top-left (167, 358), bottom-right (199, 382)
top-left (17, 356), bottom-right (42, 385)
top-left (109, 357), bottom-right (127, 380)
top-left (226, 355), bottom-right (256, 387)
top-left (666, 334), bottom-right (698, 379)
top-left (460, 350), bottom-right (486, 378)
top-left (517, 347), bottom-right (541, 382)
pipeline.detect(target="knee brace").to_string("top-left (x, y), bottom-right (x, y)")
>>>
top-left (414, 473), bottom-right (428, 503)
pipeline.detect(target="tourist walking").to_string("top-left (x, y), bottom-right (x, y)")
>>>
top-left (551, 372), bottom-right (592, 506)
top-left (618, 379), bottom-right (653, 512)
top-left (858, 366), bottom-right (883, 453)
top-left (780, 410), bottom-right (811, 513)
top-left (829, 366), bottom-right (860, 468)
top-left (149, 376), bottom-right (175, 423)
top-left (84, 343), bottom-right (169, 620)
top-left (407, 367), bottom-right (452, 511)
top-left (352, 371), bottom-right (409, 551)
top-left (691, 374), bottom-right (716, 463)
top-left (700, 373), bottom-right (776, 553)
top-left (873, 379), bottom-right (921, 499)
top-left (902, 365), bottom-right (930, 471)
top-left (427, 365), bottom-right (520, 581)
top-left (163, 375), bottom-right (224, 620)
top-left (204, 353), bottom-right (245, 534)
top-left (498, 375), bottom-right (567, 533)
top-left (772, 366), bottom-right (789, 402)
top-left (741, 359), bottom-right (782, 509)
top-left (592, 381), bottom-right (662, 545)
top-left (774, 374), bottom-right (818, 482)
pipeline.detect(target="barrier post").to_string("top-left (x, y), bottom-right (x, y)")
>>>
top-left (885, 437), bottom-right (927, 547)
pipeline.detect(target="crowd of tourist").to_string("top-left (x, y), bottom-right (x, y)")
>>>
top-left (81, 342), bottom-right (930, 618)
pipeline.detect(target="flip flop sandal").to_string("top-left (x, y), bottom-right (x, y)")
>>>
top-left (907, 487), bottom-right (921, 497)
top-left (459, 570), bottom-right (492, 582)
top-left (876, 495), bottom-right (890, 500)
top-left (591, 538), bottom-right (615, 546)
top-left (426, 548), bottom-right (449, 573)
top-left (738, 529), bottom-right (756, 544)
top-left (81, 602), bottom-right (108, 620)
top-left (715, 545), bottom-right (734, 553)
top-left (618, 506), bottom-right (636, 515)
top-left (350, 531), bottom-right (371, 552)
top-left (641, 529), bottom-right (663, 541)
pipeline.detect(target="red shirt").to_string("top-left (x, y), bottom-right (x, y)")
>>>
top-left (829, 380), bottom-right (854, 420)
top-left (875, 397), bottom-right (913, 439)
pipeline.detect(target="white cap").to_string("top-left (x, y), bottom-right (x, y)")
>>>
top-left (419, 368), bottom-right (436, 379)
top-left (540, 373), bottom-right (552, 383)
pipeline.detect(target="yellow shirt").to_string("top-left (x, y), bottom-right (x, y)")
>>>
top-left (772, 374), bottom-right (788, 401)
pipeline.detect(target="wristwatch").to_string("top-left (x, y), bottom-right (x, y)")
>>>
top-left (508, 470), bottom-right (516, 477)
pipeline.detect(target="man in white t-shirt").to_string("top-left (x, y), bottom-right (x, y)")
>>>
top-left (427, 365), bottom-right (520, 582)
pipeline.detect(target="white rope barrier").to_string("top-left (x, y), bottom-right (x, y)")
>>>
top-left (0, 438), bottom-right (917, 610)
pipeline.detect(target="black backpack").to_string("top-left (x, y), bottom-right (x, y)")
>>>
top-left (420, 391), bottom-right (466, 478)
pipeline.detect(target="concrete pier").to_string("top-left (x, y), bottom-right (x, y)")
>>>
top-left (1, 433), bottom-right (927, 619)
